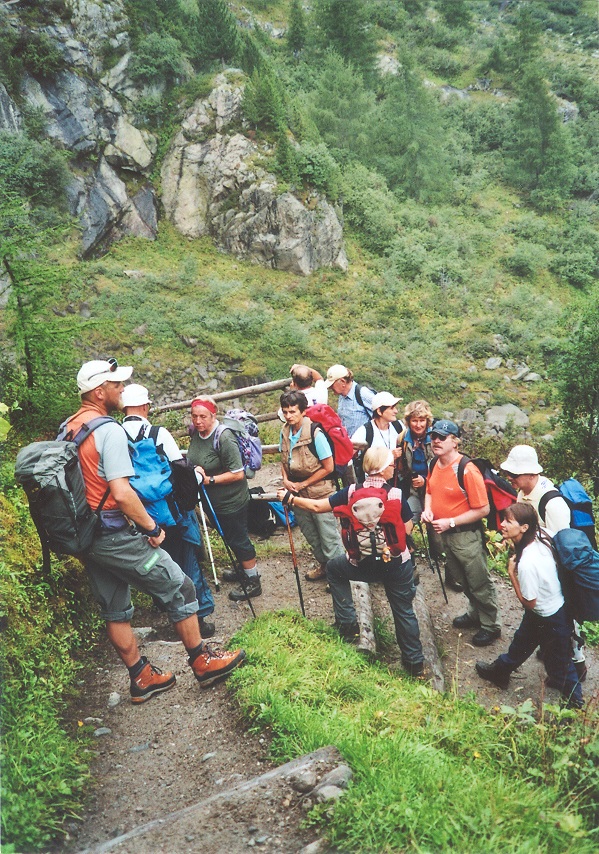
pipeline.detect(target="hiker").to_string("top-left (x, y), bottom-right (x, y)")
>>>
top-left (324, 364), bottom-right (376, 438)
top-left (500, 444), bottom-right (587, 680)
top-left (279, 390), bottom-right (344, 582)
top-left (476, 503), bottom-right (583, 709)
top-left (188, 396), bottom-right (261, 601)
top-left (421, 419), bottom-right (501, 647)
top-left (289, 363), bottom-right (328, 406)
top-left (351, 391), bottom-right (403, 483)
top-left (62, 360), bottom-right (245, 702)
top-left (277, 447), bottom-right (425, 677)
top-left (121, 383), bottom-right (216, 638)
top-left (399, 400), bottom-right (462, 593)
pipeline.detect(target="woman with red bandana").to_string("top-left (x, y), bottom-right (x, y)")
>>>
top-left (187, 396), bottom-right (261, 601)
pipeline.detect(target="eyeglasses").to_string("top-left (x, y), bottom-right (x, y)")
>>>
top-left (503, 472), bottom-right (519, 480)
top-left (86, 358), bottom-right (118, 382)
top-left (431, 432), bottom-right (451, 441)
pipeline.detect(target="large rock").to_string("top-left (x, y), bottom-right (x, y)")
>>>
top-left (67, 0), bottom-right (130, 72)
top-left (485, 404), bottom-right (529, 435)
top-left (161, 72), bottom-right (347, 275)
top-left (0, 84), bottom-right (22, 134)
top-left (104, 115), bottom-right (155, 172)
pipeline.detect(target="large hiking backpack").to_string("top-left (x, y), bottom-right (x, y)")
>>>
top-left (552, 528), bottom-right (599, 623)
top-left (333, 484), bottom-right (406, 564)
top-left (213, 408), bottom-right (262, 479)
top-left (127, 425), bottom-right (179, 527)
top-left (305, 404), bottom-right (355, 474)
top-left (15, 416), bottom-right (115, 566)
top-left (538, 478), bottom-right (597, 549)
top-left (429, 455), bottom-right (517, 531)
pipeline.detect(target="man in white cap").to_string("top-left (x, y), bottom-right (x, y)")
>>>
top-left (122, 383), bottom-right (216, 638)
top-left (324, 364), bottom-right (376, 439)
top-left (60, 360), bottom-right (245, 702)
top-left (500, 445), bottom-right (571, 533)
top-left (500, 444), bottom-right (586, 680)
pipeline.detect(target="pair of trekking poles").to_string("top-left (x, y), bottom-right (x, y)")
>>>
top-left (196, 484), bottom-right (306, 619)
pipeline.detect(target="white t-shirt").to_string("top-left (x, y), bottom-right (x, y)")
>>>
top-left (122, 416), bottom-right (183, 462)
top-left (517, 535), bottom-right (564, 617)
top-left (351, 420), bottom-right (401, 450)
top-left (519, 476), bottom-right (571, 533)
top-left (277, 381), bottom-right (328, 422)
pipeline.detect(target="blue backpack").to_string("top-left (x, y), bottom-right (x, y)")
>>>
top-left (128, 425), bottom-right (179, 527)
top-left (538, 478), bottom-right (597, 549)
top-left (552, 528), bottom-right (599, 623)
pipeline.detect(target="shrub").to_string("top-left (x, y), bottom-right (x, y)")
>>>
top-left (128, 33), bottom-right (185, 88)
top-left (552, 250), bottom-right (598, 289)
top-left (340, 163), bottom-right (400, 254)
top-left (294, 142), bottom-right (341, 197)
top-left (503, 243), bottom-right (549, 278)
top-left (0, 133), bottom-right (69, 207)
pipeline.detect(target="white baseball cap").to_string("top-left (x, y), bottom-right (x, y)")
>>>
top-left (500, 445), bottom-right (543, 475)
top-left (325, 364), bottom-right (349, 387)
top-left (77, 359), bottom-right (132, 394)
top-left (372, 391), bottom-right (402, 411)
top-left (121, 383), bottom-right (151, 407)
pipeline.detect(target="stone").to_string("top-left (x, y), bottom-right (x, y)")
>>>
top-left (93, 727), bottom-right (112, 737)
top-left (79, 302), bottom-right (92, 318)
top-left (132, 626), bottom-right (155, 641)
top-left (288, 770), bottom-right (317, 793)
top-left (523, 372), bottom-right (541, 382)
top-left (0, 84), bottom-right (22, 134)
top-left (107, 692), bottom-right (121, 708)
top-left (485, 404), bottom-right (529, 433)
top-left (485, 357), bottom-right (502, 370)
top-left (317, 764), bottom-right (353, 790)
top-left (455, 408), bottom-right (482, 425)
top-left (298, 841), bottom-right (327, 854)
top-left (201, 752), bottom-right (217, 762)
top-left (104, 115), bottom-right (155, 172)
top-left (511, 364), bottom-right (530, 381)
top-left (314, 784), bottom-right (344, 803)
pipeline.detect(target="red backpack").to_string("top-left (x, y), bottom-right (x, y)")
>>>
top-left (333, 485), bottom-right (407, 564)
top-left (305, 404), bottom-right (355, 469)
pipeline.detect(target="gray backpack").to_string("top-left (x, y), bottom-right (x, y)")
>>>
top-left (15, 416), bottom-right (114, 568)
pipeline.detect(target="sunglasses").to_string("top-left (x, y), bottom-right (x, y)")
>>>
top-left (86, 357), bottom-right (119, 382)
top-left (431, 432), bottom-right (451, 441)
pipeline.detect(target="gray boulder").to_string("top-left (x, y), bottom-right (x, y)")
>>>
top-left (0, 84), bottom-right (22, 134)
top-left (485, 404), bottom-right (529, 435)
top-left (67, 0), bottom-right (130, 73)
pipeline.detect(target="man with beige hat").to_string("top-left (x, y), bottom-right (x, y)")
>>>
top-left (324, 364), bottom-right (376, 438)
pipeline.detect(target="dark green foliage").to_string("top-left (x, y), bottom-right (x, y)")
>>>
top-left (295, 142), bottom-right (340, 196)
top-left (197, 0), bottom-right (240, 63)
top-left (341, 163), bottom-right (400, 254)
top-left (436, 0), bottom-right (472, 30)
top-left (551, 292), bottom-right (599, 484)
top-left (448, 99), bottom-right (510, 153)
top-left (0, 133), bottom-right (69, 208)
top-left (275, 131), bottom-right (299, 183)
top-left (314, 0), bottom-right (378, 76)
top-left (0, 21), bottom-right (66, 94)
top-left (503, 243), bottom-right (549, 279)
top-left (128, 32), bottom-right (185, 87)
top-left (242, 69), bottom-right (287, 133)
top-left (287, 0), bottom-right (307, 54)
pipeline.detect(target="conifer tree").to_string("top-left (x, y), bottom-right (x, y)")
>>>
top-left (287, 0), bottom-right (306, 54)
top-left (197, 0), bottom-right (239, 63)
top-left (314, 0), bottom-right (377, 77)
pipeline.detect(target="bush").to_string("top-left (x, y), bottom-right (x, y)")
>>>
top-left (552, 250), bottom-right (598, 289)
top-left (128, 33), bottom-right (185, 87)
top-left (340, 163), bottom-right (400, 254)
top-left (0, 133), bottom-right (69, 207)
top-left (294, 142), bottom-right (341, 196)
top-left (503, 243), bottom-right (549, 278)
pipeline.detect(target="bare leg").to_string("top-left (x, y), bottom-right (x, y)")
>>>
top-left (241, 558), bottom-right (256, 571)
top-left (106, 621), bottom-right (141, 667)
top-left (173, 613), bottom-right (203, 649)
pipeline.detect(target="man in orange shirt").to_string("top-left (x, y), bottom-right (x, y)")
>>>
top-left (422, 420), bottom-right (501, 647)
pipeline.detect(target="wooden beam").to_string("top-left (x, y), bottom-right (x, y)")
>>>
top-left (152, 378), bottom-right (290, 414)
top-left (351, 581), bottom-right (376, 654)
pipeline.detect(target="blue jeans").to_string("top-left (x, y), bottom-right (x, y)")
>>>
top-left (326, 554), bottom-right (423, 667)
top-left (162, 523), bottom-right (215, 618)
top-left (498, 605), bottom-right (582, 706)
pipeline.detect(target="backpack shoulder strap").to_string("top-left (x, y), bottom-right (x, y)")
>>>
top-left (72, 416), bottom-right (117, 447)
top-left (309, 421), bottom-right (326, 457)
top-left (149, 425), bottom-right (161, 444)
top-left (364, 420), bottom-right (374, 446)
top-left (354, 384), bottom-right (372, 415)
top-left (456, 455), bottom-right (471, 492)
top-left (538, 489), bottom-right (562, 523)
top-left (212, 423), bottom-right (228, 453)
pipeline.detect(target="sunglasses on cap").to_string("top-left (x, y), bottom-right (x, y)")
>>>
top-left (86, 357), bottom-right (119, 382)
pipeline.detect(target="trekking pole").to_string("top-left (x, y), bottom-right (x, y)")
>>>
top-left (197, 500), bottom-right (220, 592)
top-left (199, 483), bottom-right (256, 618)
top-left (422, 521), bottom-right (448, 604)
top-left (416, 520), bottom-right (435, 574)
top-left (284, 505), bottom-right (306, 617)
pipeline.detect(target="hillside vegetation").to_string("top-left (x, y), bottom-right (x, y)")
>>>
top-left (1, 0), bottom-right (599, 849)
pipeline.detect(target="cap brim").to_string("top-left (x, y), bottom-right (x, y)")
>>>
top-left (114, 366), bottom-right (133, 382)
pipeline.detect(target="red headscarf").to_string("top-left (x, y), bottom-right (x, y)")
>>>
top-left (191, 398), bottom-right (217, 414)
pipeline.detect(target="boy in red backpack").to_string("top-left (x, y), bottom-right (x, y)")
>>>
top-left (278, 446), bottom-right (424, 676)
top-left (280, 390), bottom-right (345, 581)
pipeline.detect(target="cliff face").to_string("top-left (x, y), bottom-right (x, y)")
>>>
top-left (0, 1), bottom-right (346, 274)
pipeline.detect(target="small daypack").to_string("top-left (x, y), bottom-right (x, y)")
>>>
top-left (539, 478), bottom-right (597, 549)
top-left (552, 528), bottom-right (599, 623)
top-left (305, 404), bottom-right (355, 474)
top-left (170, 457), bottom-right (200, 512)
top-left (15, 416), bottom-right (115, 568)
top-left (333, 484), bottom-right (406, 564)
top-left (213, 408), bottom-right (262, 479)
top-left (429, 455), bottom-right (517, 531)
top-left (128, 425), bottom-right (180, 527)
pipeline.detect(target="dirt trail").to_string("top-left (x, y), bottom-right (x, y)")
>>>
top-left (59, 466), bottom-right (598, 854)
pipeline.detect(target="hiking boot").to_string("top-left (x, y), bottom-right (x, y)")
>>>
top-left (130, 663), bottom-right (176, 704)
top-left (221, 566), bottom-right (244, 583)
top-left (189, 643), bottom-right (246, 687)
top-left (305, 564), bottom-right (327, 581)
top-left (404, 660), bottom-right (424, 678)
top-left (198, 616), bottom-right (216, 638)
top-left (228, 574), bottom-right (262, 601)
top-left (475, 660), bottom-right (510, 690)
top-left (445, 571), bottom-right (464, 593)
top-left (336, 621), bottom-right (360, 643)
top-left (472, 627), bottom-right (501, 647)
top-left (452, 613), bottom-right (480, 630)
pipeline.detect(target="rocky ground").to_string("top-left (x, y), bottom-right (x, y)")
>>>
top-left (57, 466), bottom-right (598, 854)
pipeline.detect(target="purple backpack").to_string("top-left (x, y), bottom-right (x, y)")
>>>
top-left (213, 408), bottom-right (262, 479)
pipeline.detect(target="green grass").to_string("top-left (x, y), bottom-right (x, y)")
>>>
top-left (230, 611), bottom-right (599, 853)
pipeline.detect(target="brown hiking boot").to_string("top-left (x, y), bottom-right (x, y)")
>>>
top-left (305, 564), bottom-right (327, 581)
top-left (189, 643), bottom-right (246, 687)
top-left (130, 663), bottom-right (176, 704)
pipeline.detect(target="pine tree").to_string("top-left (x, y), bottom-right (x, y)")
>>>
top-left (436, 0), bottom-right (472, 30)
top-left (197, 0), bottom-right (239, 64)
top-left (314, 0), bottom-right (377, 77)
top-left (287, 0), bottom-right (306, 54)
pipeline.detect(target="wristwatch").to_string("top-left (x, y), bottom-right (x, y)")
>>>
top-left (449, 518), bottom-right (456, 529)
top-left (209, 476), bottom-right (216, 485)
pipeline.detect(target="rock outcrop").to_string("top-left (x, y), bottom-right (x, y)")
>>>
top-left (161, 72), bottom-right (347, 276)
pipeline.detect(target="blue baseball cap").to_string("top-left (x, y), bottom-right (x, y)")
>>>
top-left (431, 419), bottom-right (460, 438)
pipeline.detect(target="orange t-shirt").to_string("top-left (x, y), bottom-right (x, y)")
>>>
top-left (426, 455), bottom-right (488, 519)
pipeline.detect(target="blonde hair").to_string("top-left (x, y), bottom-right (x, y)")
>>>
top-left (404, 399), bottom-right (433, 427)
top-left (363, 447), bottom-right (392, 476)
